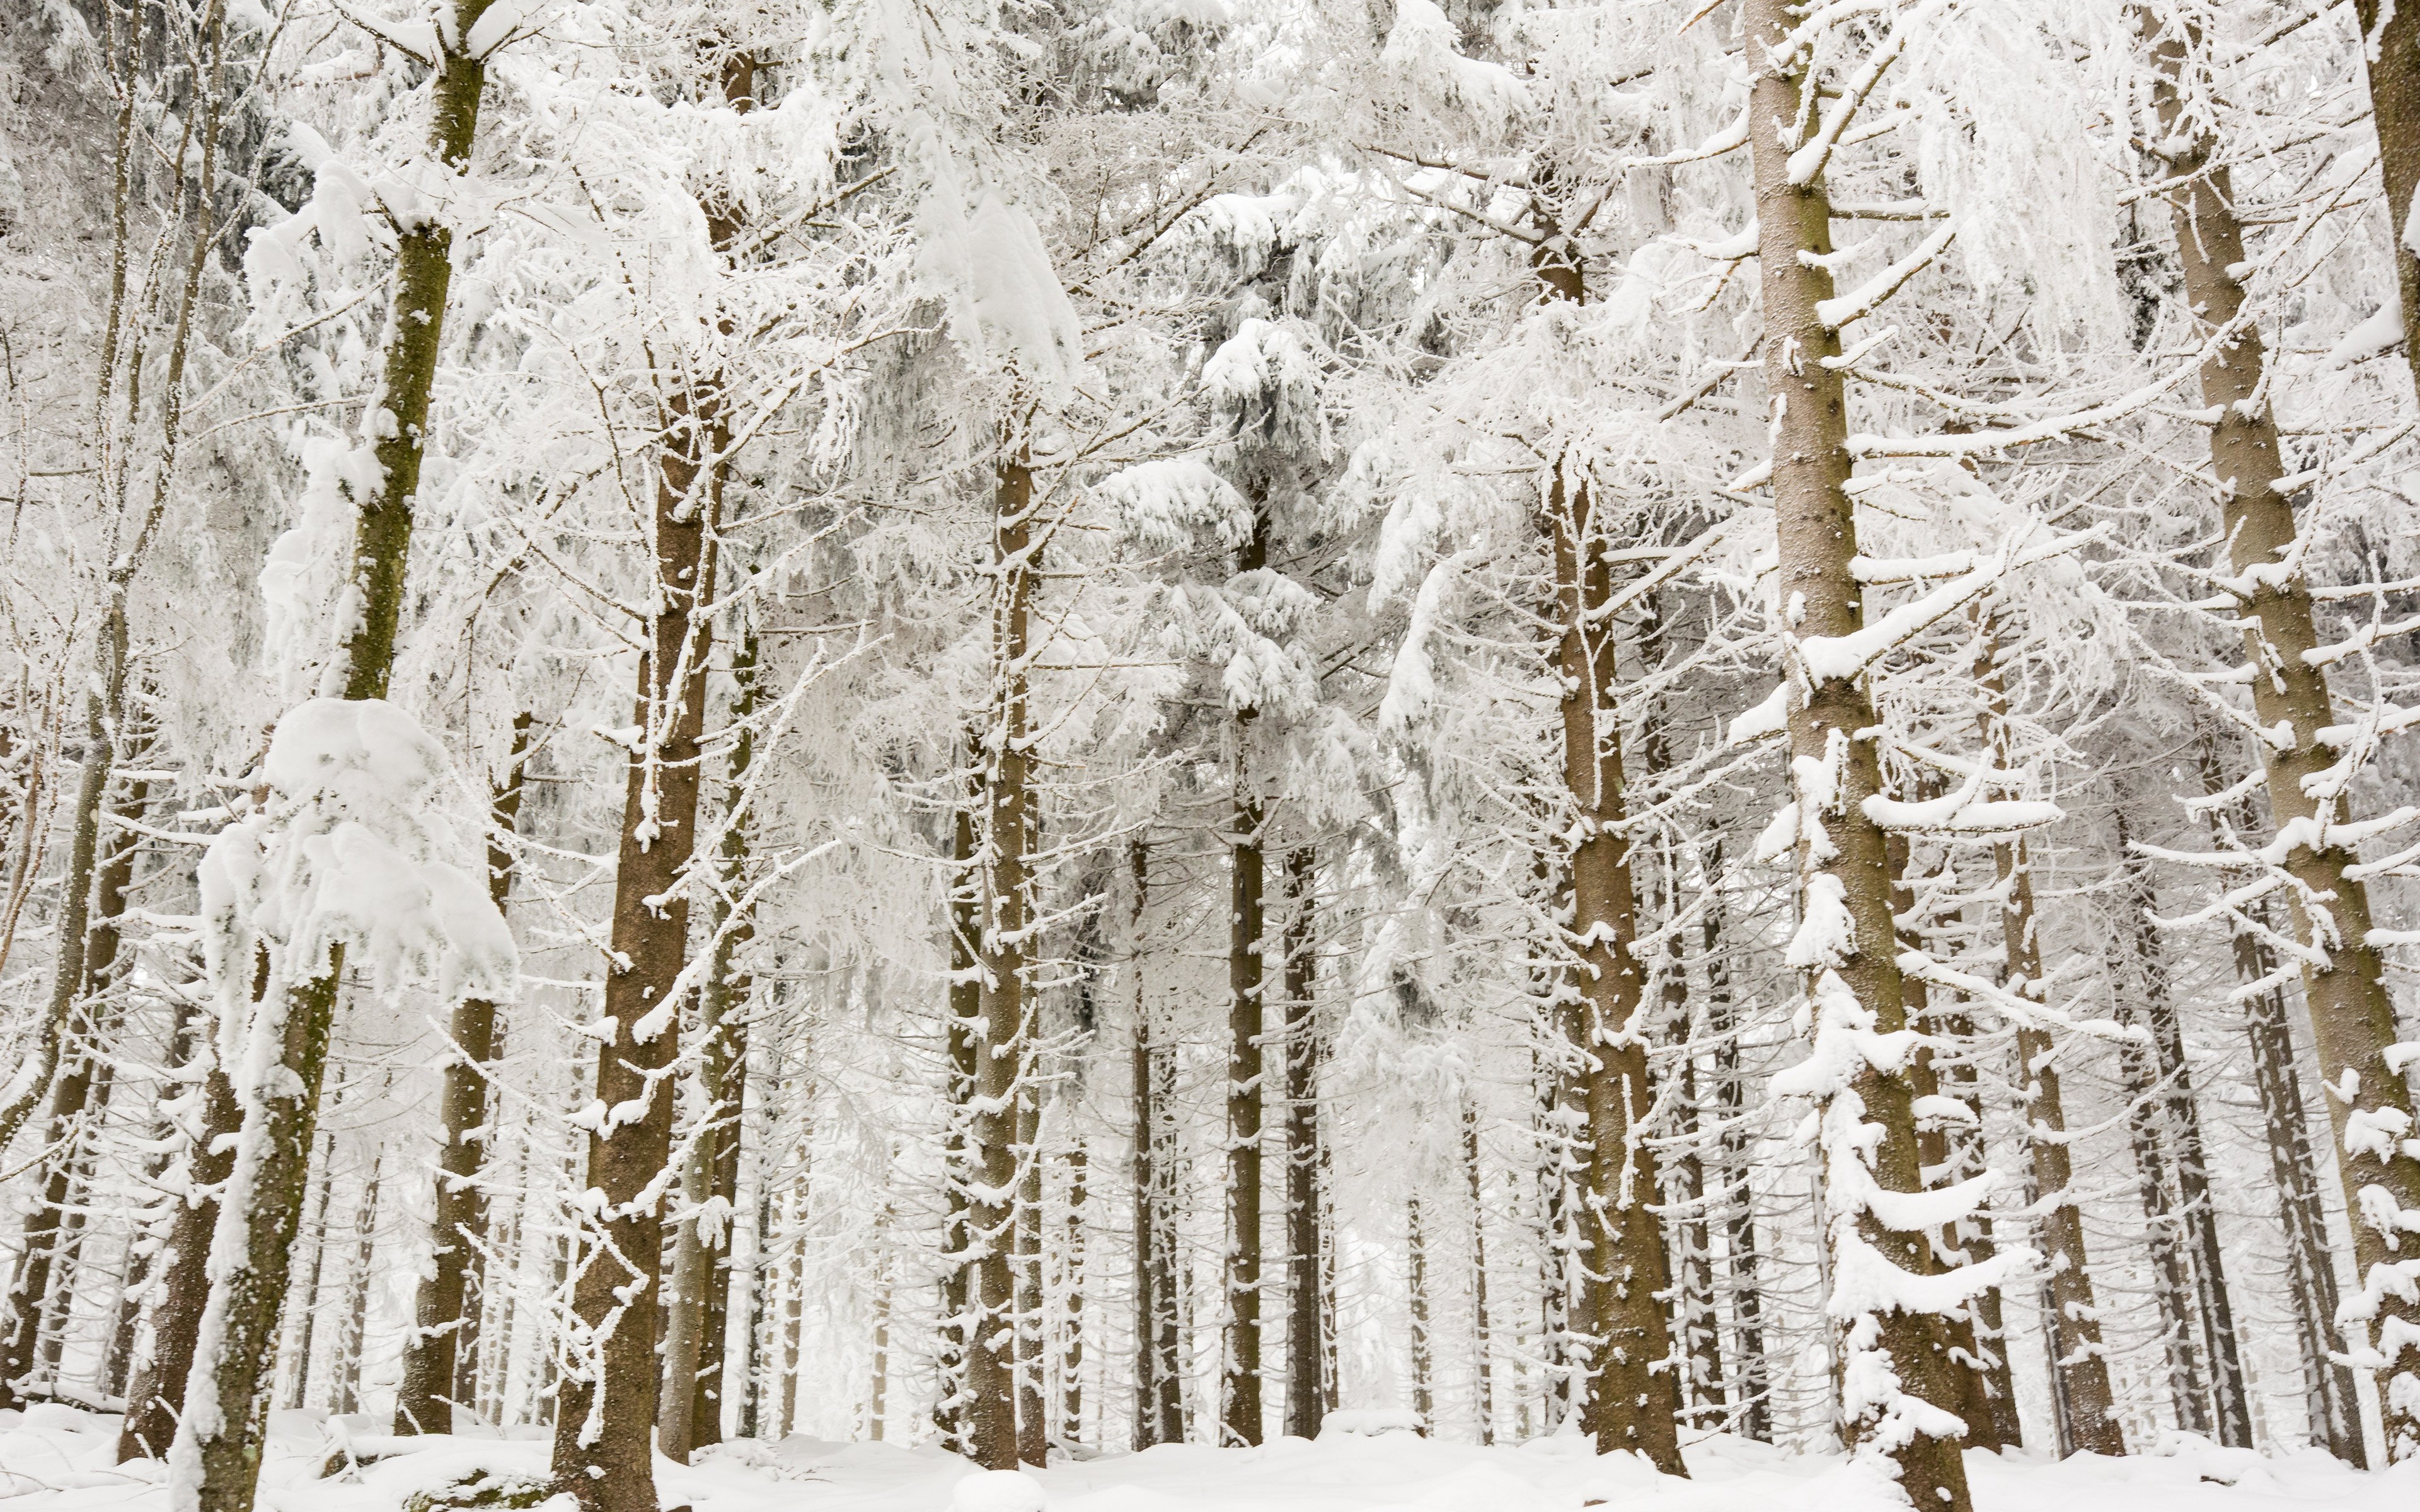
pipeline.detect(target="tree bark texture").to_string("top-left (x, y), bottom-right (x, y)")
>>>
top-left (1281, 847), bottom-right (1325, 1441)
top-left (1223, 507), bottom-right (1270, 1448)
top-left (964, 450), bottom-right (1035, 1470)
top-left (1526, 216), bottom-right (1686, 1477)
top-left (2114, 809), bottom-right (2250, 1445)
top-left (1743, 3), bottom-right (1979, 1496)
top-left (396, 714), bottom-right (531, 1435)
top-left (2143, 8), bottom-right (2420, 1457)
top-left (551, 320), bottom-right (723, 1512)
top-left (182, 10), bottom-right (493, 1510)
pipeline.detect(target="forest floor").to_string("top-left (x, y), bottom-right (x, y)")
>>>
top-left (4, 1403), bottom-right (2414, 1512)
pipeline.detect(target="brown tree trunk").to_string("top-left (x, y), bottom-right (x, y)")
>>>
top-left (2198, 743), bottom-right (2368, 1464)
top-left (284, 1126), bottom-right (340, 1411)
top-left (184, 6), bottom-right (497, 1507)
top-left (660, 643), bottom-right (756, 1461)
top-left (2349, 0), bottom-right (2420, 396)
top-left (396, 714), bottom-right (530, 1435)
top-left (1014, 1068), bottom-right (1046, 1463)
top-left (936, 782), bottom-right (984, 1449)
top-left (1, 779), bottom-right (149, 1407)
top-left (1281, 847), bottom-right (1325, 1441)
top-left (1129, 840), bottom-right (1187, 1447)
top-left (553, 302), bottom-right (723, 1512)
top-left (1991, 831), bottom-right (2123, 1455)
top-left (1461, 1097), bottom-right (1495, 1443)
top-left (2143, 9), bottom-right (2420, 1458)
top-left (2112, 944), bottom-right (2211, 1437)
top-left (117, 1012), bottom-right (243, 1461)
top-left (689, 665), bottom-right (756, 1453)
top-left (1407, 1195), bottom-right (1432, 1429)
top-left (1702, 859), bottom-right (1772, 1443)
top-left (1525, 232), bottom-right (1686, 1472)
top-left (1060, 1141), bottom-right (1086, 1448)
top-left (1971, 639), bottom-right (2122, 1455)
top-left (2113, 808), bottom-right (2249, 1445)
top-left (331, 1148), bottom-right (384, 1416)
top-left (964, 448), bottom-right (1035, 1470)
top-left (1223, 507), bottom-right (1270, 1448)
top-left (1741, 3), bottom-right (1978, 1496)
top-left (1890, 829), bottom-right (2002, 1453)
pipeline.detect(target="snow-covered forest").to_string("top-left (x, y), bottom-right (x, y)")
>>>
top-left (4, 1), bottom-right (2420, 1511)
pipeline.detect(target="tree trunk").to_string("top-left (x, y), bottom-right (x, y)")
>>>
top-left (1889, 828), bottom-right (2003, 1453)
top-left (938, 783), bottom-right (984, 1450)
top-left (1, 779), bottom-right (149, 1406)
top-left (2142, 8), bottom-right (2420, 1458)
top-left (660, 641), bottom-right (758, 1461)
top-left (965, 447), bottom-right (1035, 1470)
top-left (2113, 807), bottom-right (2249, 1445)
top-left (553, 297), bottom-right (724, 1512)
top-left (181, 8), bottom-right (493, 1508)
top-left (1933, 1005), bottom-right (2022, 1451)
top-left (1222, 597), bottom-right (1269, 1448)
top-left (1741, 3), bottom-right (1978, 1496)
top-left (1528, 244), bottom-right (1686, 1473)
top-left (689, 654), bottom-right (757, 1453)
top-left (284, 1127), bottom-right (340, 1411)
top-left (2198, 744), bottom-right (2368, 1465)
top-left (2112, 943), bottom-right (2211, 1437)
top-left (1702, 857), bottom-right (1771, 1444)
top-left (331, 1148), bottom-right (384, 1416)
top-left (117, 1010), bottom-right (243, 1462)
top-left (1014, 1068), bottom-right (1047, 1463)
top-left (1281, 847), bottom-right (1325, 1441)
top-left (2349, 0), bottom-right (2420, 397)
top-left (1461, 1097), bottom-right (1495, 1445)
top-left (1060, 1142), bottom-right (1086, 1448)
top-left (1993, 832), bottom-right (2123, 1455)
top-left (1407, 1195), bottom-right (1432, 1430)
top-left (396, 714), bottom-right (531, 1435)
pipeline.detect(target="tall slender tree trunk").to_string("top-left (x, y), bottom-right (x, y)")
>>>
top-left (1060, 1142), bottom-right (1086, 1449)
top-left (661, 642), bottom-right (758, 1460)
top-left (1993, 832), bottom-right (2123, 1455)
top-left (1891, 830), bottom-right (2003, 1453)
top-left (1934, 1005), bottom-right (2022, 1451)
top-left (2348, 0), bottom-right (2420, 394)
top-left (1741, 4), bottom-right (1978, 1497)
top-left (965, 447), bottom-right (1036, 1470)
top-left (1127, 840), bottom-right (1167, 1448)
top-left (1407, 1195), bottom-right (1433, 1430)
top-left (1281, 847), bottom-right (1324, 1441)
top-left (1524, 228), bottom-right (1686, 1473)
top-left (937, 783), bottom-right (984, 1449)
top-left (396, 714), bottom-right (531, 1435)
top-left (1702, 859), bottom-right (1771, 1443)
top-left (1221, 508), bottom-right (1271, 1448)
top-left (1973, 642), bottom-right (2122, 1455)
top-left (1014, 1068), bottom-right (1047, 1463)
top-left (2113, 807), bottom-right (2249, 1445)
top-left (2198, 743), bottom-right (2368, 1464)
top-left (331, 1149), bottom-right (384, 1416)
top-left (1461, 1098), bottom-right (1495, 1444)
top-left (183, 7), bottom-right (497, 1508)
top-left (553, 271), bottom-right (725, 1512)
top-left (2143, 9), bottom-right (2420, 1458)
top-left (117, 999), bottom-right (244, 1462)
top-left (283, 1127), bottom-right (340, 1411)
top-left (3, 777), bottom-right (149, 1404)
top-left (2112, 945), bottom-right (2211, 1437)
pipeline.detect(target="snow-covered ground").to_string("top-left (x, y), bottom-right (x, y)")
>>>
top-left (4, 1405), bottom-right (2412, 1512)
